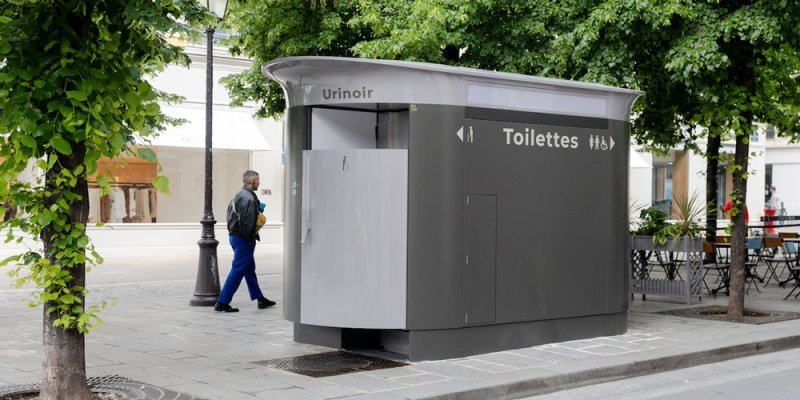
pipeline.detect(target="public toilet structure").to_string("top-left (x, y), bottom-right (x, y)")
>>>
top-left (264, 57), bottom-right (642, 360)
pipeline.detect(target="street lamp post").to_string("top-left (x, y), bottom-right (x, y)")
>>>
top-left (190, 0), bottom-right (229, 307)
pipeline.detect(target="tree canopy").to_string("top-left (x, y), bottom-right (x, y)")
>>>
top-left (547, 0), bottom-right (800, 317)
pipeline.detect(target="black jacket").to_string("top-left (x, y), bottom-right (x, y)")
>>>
top-left (227, 187), bottom-right (260, 242)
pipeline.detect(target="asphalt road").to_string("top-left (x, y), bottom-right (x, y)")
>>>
top-left (522, 347), bottom-right (800, 399)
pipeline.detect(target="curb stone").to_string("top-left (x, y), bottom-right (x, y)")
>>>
top-left (400, 335), bottom-right (800, 400)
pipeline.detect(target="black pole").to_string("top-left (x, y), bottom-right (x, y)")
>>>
top-left (190, 27), bottom-right (221, 306)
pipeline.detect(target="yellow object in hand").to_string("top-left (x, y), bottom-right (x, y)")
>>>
top-left (256, 213), bottom-right (266, 231)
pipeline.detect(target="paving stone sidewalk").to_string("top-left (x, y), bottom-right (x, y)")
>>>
top-left (2, 274), bottom-right (800, 400)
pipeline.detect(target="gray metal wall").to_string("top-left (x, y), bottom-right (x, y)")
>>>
top-left (286, 104), bottom-right (630, 332)
top-left (406, 104), bottom-right (630, 329)
top-left (406, 105), bottom-right (467, 329)
top-left (283, 106), bottom-right (310, 322)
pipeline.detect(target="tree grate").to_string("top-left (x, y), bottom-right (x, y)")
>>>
top-left (0, 375), bottom-right (205, 400)
top-left (659, 305), bottom-right (800, 325)
top-left (252, 351), bottom-right (408, 378)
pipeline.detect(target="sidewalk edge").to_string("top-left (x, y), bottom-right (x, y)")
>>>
top-left (416, 335), bottom-right (800, 400)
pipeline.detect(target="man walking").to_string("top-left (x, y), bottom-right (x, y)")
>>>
top-left (214, 170), bottom-right (276, 312)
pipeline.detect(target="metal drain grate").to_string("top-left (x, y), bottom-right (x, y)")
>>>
top-left (0, 375), bottom-right (205, 399)
top-left (253, 351), bottom-right (408, 378)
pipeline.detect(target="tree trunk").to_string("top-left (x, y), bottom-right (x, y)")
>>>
top-left (42, 306), bottom-right (92, 399)
top-left (40, 143), bottom-right (93, 400)
top-left (726, 130), bottom-right (749, 320)
top-left (705, 132), bottom-right (721, 245)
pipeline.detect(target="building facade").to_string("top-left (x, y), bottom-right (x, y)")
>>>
top-left (1, 41), bottom-right (285, 257)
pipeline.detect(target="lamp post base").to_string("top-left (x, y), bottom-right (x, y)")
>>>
top-left (189, 294), bottom-right (218, 307)
top-left (190, 218), bottom-right (220, 306)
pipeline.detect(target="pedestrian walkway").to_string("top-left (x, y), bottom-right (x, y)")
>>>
top-left (2, 269), bottom-right (800, 399)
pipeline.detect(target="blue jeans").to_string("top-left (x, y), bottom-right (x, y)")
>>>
top-left (218, 235), bottom-right (264, 304)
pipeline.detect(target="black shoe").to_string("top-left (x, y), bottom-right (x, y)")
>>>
top-left (257, 297), bottom-right (276, 309)
top-left (214, 303), bottom-right (239, 313)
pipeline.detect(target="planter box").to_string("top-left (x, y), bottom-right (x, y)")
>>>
top-left (630, 235), bottom-right (704, 304)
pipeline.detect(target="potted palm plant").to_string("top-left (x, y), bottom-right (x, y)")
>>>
top-left (630, 192), bottom-right (709, 303)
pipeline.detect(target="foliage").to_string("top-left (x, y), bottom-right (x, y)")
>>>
top-left (670, 191), bottom-right (710, 238)
top-left (222, 0), bottom-right (369, 118)
top-left (632, 192), bottom-right (708, 245)
top-left (547, 0), bottom-right (800, 317)
top-left (0, 1), bottom-right (212, 334)
top-left (631, 208), bottom-right (669, 237)
top-left (223, 0), bottom-right (592, 118)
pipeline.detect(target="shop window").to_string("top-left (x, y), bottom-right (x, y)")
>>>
top-left (766, 126), bottom-right (776, 140)
top-left (88, 154), bottom-right (159, 224)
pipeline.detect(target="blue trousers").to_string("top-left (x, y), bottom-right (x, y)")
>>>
top-left (218, 235), bottom-right (264, 305)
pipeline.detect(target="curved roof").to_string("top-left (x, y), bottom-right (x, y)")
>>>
top-left (264, 57), bottom-right (642, 121)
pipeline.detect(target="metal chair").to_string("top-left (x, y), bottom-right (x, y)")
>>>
top-left (761, 236), bottom-right (784, 285)
top-left (745, 238), bottom-right (764, 294)
top-left (778, 241), bottom-right (800, 289)
top-left (703, 242), bottom-right (731, 297)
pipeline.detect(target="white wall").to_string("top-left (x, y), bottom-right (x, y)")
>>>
top-left (773, 164), bottom-right (800, 215)
top-left (155, 147), bottom-right (249, 223)
top-left (251, 118), bottom-right (284, 223)
top-left (767, 145), bottom-right (800, 216)
top-left (628, 148), bottom-right (652, 215)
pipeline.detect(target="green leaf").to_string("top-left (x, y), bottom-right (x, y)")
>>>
top-left (0, 255), bottom-right (20, 268)
top-left (20, 135), bottom-right (37, 149)
top-left (60, 294), bottom-right (75, 304)
top-left (152, 176), bottom-right (169, 194)
top-left (77, 236), bottom-right (89, 248)
top-left (137, 148), bottom-right (157, 163)
top-left (143, 103), bottom-right (160, 115)
top-left (50, 136), bottom-right (73, 155)
top-left (109, 132), bottom-right (125, 150)
top-left (37, 212), bottom-right (54, 227)
top-left (66, 90), bottom-right (88, 101)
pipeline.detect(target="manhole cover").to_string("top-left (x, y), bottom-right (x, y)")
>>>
top-left (0, 376), bottom-right (204, 400)
top-left (658, 305), bottom-right (800, 325)
top-left (253, 351), bottom-right (408, 378)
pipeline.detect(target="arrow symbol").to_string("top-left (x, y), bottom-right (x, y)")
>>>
top-left (610, 137), bottom-right (615, 150)
top-left (456, 126), bottom-right (464, 142)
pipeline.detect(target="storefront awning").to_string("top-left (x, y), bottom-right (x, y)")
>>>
top-left (147, 105), bottom-right (274, 151)
top-left (630, 148), bottom-right (652, 169)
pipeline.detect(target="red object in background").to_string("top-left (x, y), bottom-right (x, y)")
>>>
top-left (723, 199), bottom-right (750, 222)
top-left (765, 208), bottom-right (776, 234)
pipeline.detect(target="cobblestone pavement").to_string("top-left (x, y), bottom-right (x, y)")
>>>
top-left (2, 256), bottom-right (800, 399)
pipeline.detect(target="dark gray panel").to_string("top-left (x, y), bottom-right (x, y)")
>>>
top-left (283, 106), bottom-right (311, 322)
top-left (294, 323), bottom-right (344, 349)
top-left (466, 195), bottom-right (497, 325)
top-left (464, 117), bottom-right (629, 323)
top-left (406, 104), bottom-right (466, 330)
top-left (407, 312), bottom-right (627, 361)
top-left (607, 120), bottom-right (632, 312)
